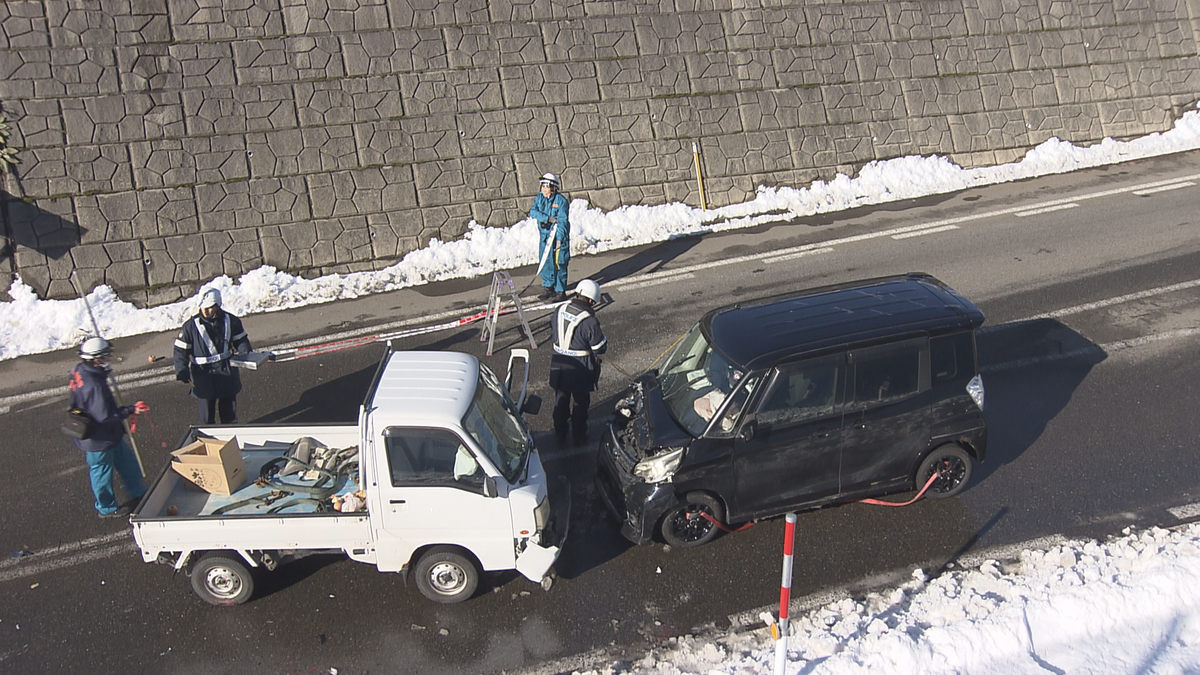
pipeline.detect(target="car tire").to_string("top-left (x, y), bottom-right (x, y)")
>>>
top-left (917, 445), bottom-right (973, 499)
top-left (414, 547), bottom-right (480, 604)
top-left (190, 552), bottom-right (255, 606)
top-left (661, 492), bottom-right (724, 548)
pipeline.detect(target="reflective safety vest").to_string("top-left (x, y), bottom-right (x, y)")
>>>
top-left (553, 304), bottom-right (599, 358)
top-left (178, 316), bottom-right (236, 365)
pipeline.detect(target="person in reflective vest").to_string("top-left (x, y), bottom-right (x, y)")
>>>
top-left (548, 279), bottom-right (606, 446)
top-left (173, 289), bottom-right (252, 424)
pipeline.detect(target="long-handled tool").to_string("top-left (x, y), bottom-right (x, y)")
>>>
top-left (69, 272), bottom-right (146, 477)
top-left (518, 233), bottom-right (556, 296)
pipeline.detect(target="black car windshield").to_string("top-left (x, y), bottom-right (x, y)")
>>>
top-left (658, 324), bottom-right (748, 437)
top-left (461, 363), bottom-right (532, 483)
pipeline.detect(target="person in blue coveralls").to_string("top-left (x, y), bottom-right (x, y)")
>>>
top-left (68, 337), bottom-right (149, 519)
top-left (529, 172), bottom-right (571, 302)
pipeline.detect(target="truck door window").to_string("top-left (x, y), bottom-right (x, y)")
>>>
top-left (757, 357), bottom-right (841, 426)
top-left (385, 428), bottom-right (484, 490)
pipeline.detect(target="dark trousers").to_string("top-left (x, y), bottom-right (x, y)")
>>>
top-left (198, 397), bottom-right (238, 424)
top-left (553, 387), bottom-right (590, 443)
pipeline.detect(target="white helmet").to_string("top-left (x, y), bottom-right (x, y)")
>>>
top-left (200, 288), bottom-right (222, 309)
top-left (575, 279), bottom-right (601, 304)
top-left (79, 337), bottom-right (112, 360)
top-left (539, 172), bottom-right (559, 189)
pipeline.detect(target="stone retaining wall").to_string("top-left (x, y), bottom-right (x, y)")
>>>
top-left (1, 0), bottom-right (1198, 304)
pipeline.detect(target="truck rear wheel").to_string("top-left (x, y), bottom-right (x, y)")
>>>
top-left (414, 547), bottom-right (479, 604)
top-left (918, 445), bottom-right (973, 499)
top-left (190, 552), bottom-right (255, 606)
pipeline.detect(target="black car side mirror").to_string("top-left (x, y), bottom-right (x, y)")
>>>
top-left (483, 475), bottom-right (498, 498)
top-left (522, 394), bottom-right (542, 416)
top-left (738, 419), bottom-right (757, 442)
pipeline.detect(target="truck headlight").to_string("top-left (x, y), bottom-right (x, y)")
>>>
top-left (633, 447), bottom-right (684, 483)
top-left (966, 374), bottom-right (984, 410)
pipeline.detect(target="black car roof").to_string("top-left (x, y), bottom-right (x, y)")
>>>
top-left (703, 273), bottom-right (985, 370)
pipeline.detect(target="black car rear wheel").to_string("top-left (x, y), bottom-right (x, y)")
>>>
top-left (918, 445), bottom-right (973, 499)
top-left (661, 492), bottom-right (723, 548)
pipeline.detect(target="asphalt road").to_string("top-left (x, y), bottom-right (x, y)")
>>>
top-left (1, 151), bottom-right (1198, 674)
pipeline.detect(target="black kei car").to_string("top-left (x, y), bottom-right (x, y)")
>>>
top-left (595, 273), bottom-right (988, 547)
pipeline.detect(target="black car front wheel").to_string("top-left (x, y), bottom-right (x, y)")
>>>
top-left (661, 492), bottom-right (724, 548)
top-left (918, 445), bottom-right (973, 499)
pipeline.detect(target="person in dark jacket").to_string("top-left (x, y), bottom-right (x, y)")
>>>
top-left (174, 289), bottom-right (252, 424)
top-left (69, 337), bottom-right (149, 518)
top-left (529, 172), bottom-right (571, 302)
top-left (548, 279), bottom-right (607, 445)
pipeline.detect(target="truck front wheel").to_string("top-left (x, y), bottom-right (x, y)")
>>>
top-left (414, 547), bottom-right (479, 604)
top-left (190, 552), bottom-right (255, 606)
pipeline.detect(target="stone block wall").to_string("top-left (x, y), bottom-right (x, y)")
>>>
top-left (1, 0), bottom-right (1198, 305)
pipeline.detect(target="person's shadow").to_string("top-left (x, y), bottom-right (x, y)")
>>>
top-left (589, 236), bottom-right (701, 287)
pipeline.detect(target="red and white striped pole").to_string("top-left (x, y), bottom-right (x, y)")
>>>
top-left (774, 512), bottom-right (797, 675)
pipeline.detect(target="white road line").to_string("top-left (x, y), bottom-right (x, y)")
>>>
top-left (981, 328), bottom-right (1199, 373)
top-left (1015, 203), bottom-right (1079, 217)
top-left (1026, 278), bottom-right (1200, 320)
top-left (892, 225), bottom-right (960, 240)
top-left (763, 247), bottom-right (835, 263)
top-left (617, 272), bottom-right (696, 291)
top-left (1168, 503), bottom-right (1200, 520)
top-left (0, 531), bottom-right (133, 584)
top-left (1132, 181), bottom-right (1195, 196)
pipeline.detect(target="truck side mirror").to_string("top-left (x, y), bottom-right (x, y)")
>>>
top-left (522, 394), bottom-right (542, 416)
top-left (483, 475), bottom-right (498, 498)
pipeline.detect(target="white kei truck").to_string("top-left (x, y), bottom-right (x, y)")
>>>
top-left (130, 349), bottom-right (568, 605)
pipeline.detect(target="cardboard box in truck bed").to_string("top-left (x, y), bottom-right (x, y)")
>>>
top-left (171, 437), bottom-right (247, 495)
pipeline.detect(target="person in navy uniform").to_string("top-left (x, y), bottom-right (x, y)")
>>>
top-left (69, 337), bottom-right (149, 518)
top-left (174, 289), bottom-right (252, 424)
top-left (529, 172), bottom-right (571, 302)
top-left (548, 279), bottom-right (606, 445)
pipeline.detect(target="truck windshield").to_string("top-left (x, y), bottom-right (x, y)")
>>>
top-left (658, 323), bottom-right (748, 437)
top-left (462, 364), bottom-right (533, 483)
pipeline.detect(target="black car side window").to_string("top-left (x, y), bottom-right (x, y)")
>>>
top-left (849, 339), bottom-right (927, 407)
top-left (756, 356), bottom-right (842, 427)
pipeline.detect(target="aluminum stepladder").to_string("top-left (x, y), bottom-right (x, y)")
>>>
top-left (481, 270), bottom-right (538, 356)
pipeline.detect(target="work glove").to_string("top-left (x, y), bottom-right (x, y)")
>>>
top-left (176, 371), bottom-right (190, 384)
top-left (134, 400), bottom-right (150, 414)
top-left (548, 216), bottom-right (558, 225)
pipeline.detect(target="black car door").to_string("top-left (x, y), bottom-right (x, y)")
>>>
top-left (840, 338), bottom-right (932, 494)
top-left (731, 353), bottom-right (846, 520)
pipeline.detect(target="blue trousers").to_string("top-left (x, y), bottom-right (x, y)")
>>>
top-left (86, 439), bottom-right (146, 514)
top-left (537, 228), bottom-right (569, 292)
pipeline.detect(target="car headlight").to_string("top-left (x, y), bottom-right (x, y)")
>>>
top-left (633, 447), bottom-right (685, 483)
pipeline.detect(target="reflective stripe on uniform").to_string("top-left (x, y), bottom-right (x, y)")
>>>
top-left (191, 316), bottom-right (232, 365)
top-left (553, 305), bottom-right (592, 358)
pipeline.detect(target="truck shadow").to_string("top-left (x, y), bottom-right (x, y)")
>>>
top-left (972, 318), bottom-right (1106, 485)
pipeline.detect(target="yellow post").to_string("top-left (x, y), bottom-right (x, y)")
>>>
top-left (692, 142), bottom-right (708, 211)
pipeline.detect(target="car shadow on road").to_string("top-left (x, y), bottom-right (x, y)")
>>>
top-left (973, 318), bottom-right (1107, 485)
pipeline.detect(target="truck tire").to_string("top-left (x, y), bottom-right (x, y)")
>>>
top-left (661, 492), bottom-right (723, 548)
top-left (414, 547), bottom-right (479, 604)
top-left (190, 552), bottom-right (255, 606)
top-left (917, 445), bottom-right (973, 499)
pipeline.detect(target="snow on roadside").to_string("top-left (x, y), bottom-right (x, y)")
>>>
top-left (572, 524), bottom-right (1200, 675)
